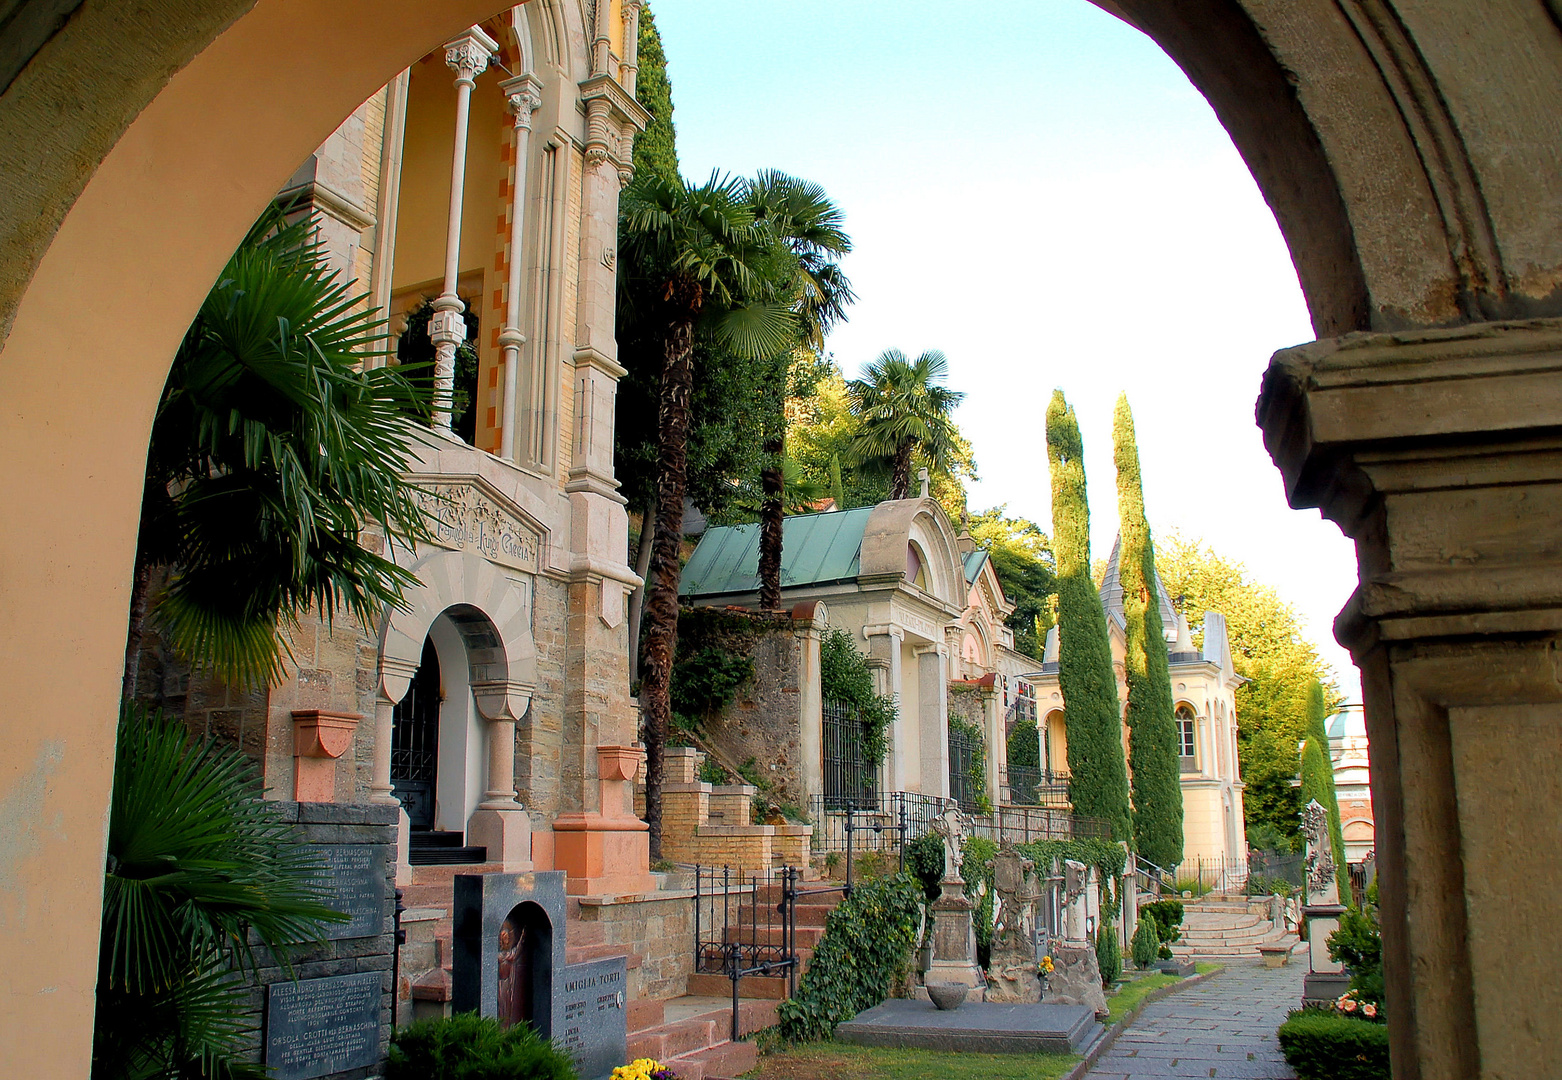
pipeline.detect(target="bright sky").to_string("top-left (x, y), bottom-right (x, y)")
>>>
top-left (649, 0), bottom-right (1363, 703)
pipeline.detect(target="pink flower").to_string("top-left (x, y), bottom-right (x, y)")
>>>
top-left (1340, 999), bottom-right (1358, 1012)
top-left (1363, 1003), bottom-right (1377, 1019)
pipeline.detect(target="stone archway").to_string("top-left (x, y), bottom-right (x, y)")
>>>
top-left (4, 2), bottom-right (1562, 1076)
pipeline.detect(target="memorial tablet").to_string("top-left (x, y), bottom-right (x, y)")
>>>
top-left (309, 844), bottom-right (385, 940)
top-left (265, 971), bottom-right (381, 1080)
top-left (558, 957), bottom-right (628, 1080)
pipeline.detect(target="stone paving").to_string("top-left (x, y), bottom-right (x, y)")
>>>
top-left (1084, 959), bottom-right (1304, 1079)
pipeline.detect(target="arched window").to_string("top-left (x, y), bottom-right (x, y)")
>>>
top-left (906, 542), bottom-right (928, 590)
top-left (1176, 704), bottom-right (1197, 765)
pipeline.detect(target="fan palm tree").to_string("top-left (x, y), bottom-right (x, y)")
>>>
top-left (746, 170), bottom-right (854, 611)
top-left (94, 702), bottom-right (346, 1077)
top-left (618, 171), bottom-right (798, 857)
top-left (126, 209), bottom-right (434, 694)
top-left (846, 349), bottom-right (965, 500)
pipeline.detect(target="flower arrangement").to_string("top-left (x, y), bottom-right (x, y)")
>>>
top-left (1038, 955), bottom-right (1055, 977)
top-left (611, 1059), bottom-right (680, 1080)
top-left (1332, 990), bottom-right (1381, 1022)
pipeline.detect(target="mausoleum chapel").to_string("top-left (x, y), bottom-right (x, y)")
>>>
top-left (7, 0), bottom-right (1562, 1077)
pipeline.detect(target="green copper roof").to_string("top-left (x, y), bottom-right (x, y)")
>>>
top-left (963, 548), bottom-right (989, 584)
top-left (680, 507), bottom-right (875, 598)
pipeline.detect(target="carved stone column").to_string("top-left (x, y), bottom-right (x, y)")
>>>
top-left (377, 655), bottom-right (419, 887)
top-left (497, 73), bottom-right (542, 462)
top-left (430, 27), bottom-right (497, 432)
top-left (467, 679), bottom-right (534, 871)
top-left (1256, 318), bottom-right (1562, 1080)
top-left (916, 643), bottom-right (950, 799)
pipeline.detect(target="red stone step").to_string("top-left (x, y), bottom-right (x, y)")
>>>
top-left (666, 1038), bottom-right (759, 1080)
top-left (686, 972), bottom-right (790, 1000)
top-left (721, 925), bottom-right (823, 949)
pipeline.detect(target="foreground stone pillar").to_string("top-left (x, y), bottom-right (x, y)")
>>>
top-left (554, 745), bottom-right (655, 896)
top-left (290, 710), bottom-right (360, 802)
top-left (1257, 318), bottom-right (1562, 1080)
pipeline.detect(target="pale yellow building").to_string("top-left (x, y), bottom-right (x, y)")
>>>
top-left (1026, 539), bottom-right (1248, 875)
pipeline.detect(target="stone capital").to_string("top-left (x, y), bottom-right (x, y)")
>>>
top-left (444, 26), bottom-right (499, 85)
top-left (500, 72), bottom-right (544, 130)
top-left (1256, 317), bottom-right (1562, 654)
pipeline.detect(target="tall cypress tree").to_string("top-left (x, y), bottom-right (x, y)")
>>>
top-left (1046, 391), bottom-right (1132, 842)
top-left (1113, 394), bottom-right (1184, 867)
top-left (631, 5), bottom-right (678, 184)
top-left (1298, 679), bottom-right (1351, 897)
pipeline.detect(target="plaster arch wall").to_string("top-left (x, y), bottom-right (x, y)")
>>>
top-left (4, 0), bottom-right (1562, 1075)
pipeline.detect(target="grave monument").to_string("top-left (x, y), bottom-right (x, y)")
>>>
top-left (1299, 799), bottom-right (1350, 1006)
top-left (452, 871), bottom-right (627, 1080)
top-left (985, 843), bottom-right (1042, 1003)
top-left (923, 805), bottom-right (985, 994)
top-left (1041, 859), bottom-right (1108, 1019)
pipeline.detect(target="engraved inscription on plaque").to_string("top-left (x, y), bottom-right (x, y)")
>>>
top-left (309, 845), bottom-right (385, 940)
top-left (558, 959), bottom-right (627, 1080)
top-left (265, 972), bottom-right (381, 1080)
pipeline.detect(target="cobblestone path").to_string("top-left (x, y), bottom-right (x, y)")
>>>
top-left (1085, 959), bottom-right (1304, 1079)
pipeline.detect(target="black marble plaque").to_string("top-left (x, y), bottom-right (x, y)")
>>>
top-left (310, 844), bottom-right (385, 940)
top-left (557, 958), bottom-right (628, 1080)
top-left (264, 971), bottom-right (381, 1080)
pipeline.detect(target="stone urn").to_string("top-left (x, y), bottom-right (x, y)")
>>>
top-left (926, 983), bottom-right (968, 1011)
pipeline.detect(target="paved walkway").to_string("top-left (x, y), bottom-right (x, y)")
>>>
top-left (1085, 959), bottom-right (1304, 1079)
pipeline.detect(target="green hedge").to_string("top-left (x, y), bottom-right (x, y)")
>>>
top-left (387, 1013), bottom-right (579, 1080)
top-left (1277, 1009), bottom-right (1390, 1080)
top-left (777, 873), bottom-right (922, 1042)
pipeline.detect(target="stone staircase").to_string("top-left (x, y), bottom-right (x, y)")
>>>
top-left (396, 864), bottom-right (786, 1079)
top-left (1167, 895), bottom-right (1299, 958)
top-left (686, 883), bottom-right (845, 1000)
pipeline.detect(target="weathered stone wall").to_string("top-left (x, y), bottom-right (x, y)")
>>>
top-left (241, 801), bottom-right (398, 1079)
top-left (678, 607), bottom-right (807, 804)
top-left (522, 573), bottom-right (570, 820)
top-left (948, 684), bottom-right (984, 730)
top-left (573, 892), bottom-right (694, 1002)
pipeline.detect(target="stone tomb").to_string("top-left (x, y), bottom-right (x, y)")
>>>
top-left (837, 999), bottom-right (1101, 1055)
top-left (452, 871), bottom-right (628, 1080)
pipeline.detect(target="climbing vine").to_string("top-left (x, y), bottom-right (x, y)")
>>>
top-left (1016, 837), bottom-right (1129, 920)
top-left (820, 626), bottom-right (897, 766)
top-left (776, 873), bottom-right (923, 1043)
top-left (947, 714), bottom-right (991, 814)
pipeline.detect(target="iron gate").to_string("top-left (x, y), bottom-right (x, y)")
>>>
top-left (822, 697), bottom-right (877, 808)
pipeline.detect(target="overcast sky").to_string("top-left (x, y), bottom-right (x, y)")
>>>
top-left (647, 0), bottom-right (1363, 704)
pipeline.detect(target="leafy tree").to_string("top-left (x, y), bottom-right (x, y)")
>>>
top-left (94, 703), bottom-right (344, 1076)
top-left (1300, 679), bottom-right (1351, 896)
top-left (1113, 395), bottom-right (1184, 867)
top-left (846, 349), bottom-right (965, 501)
top-left (1154, 533), bottom-right (1342, 845)
top-left (618, 171), bottom-right (798, 858)
top-left (746, 170), bottom-right (853, 610)
top-left (1046, 391), bottom-right (1132, 842)
top-left (126, 210), bottom-right (433, 693)
top-left (969, 507), bottom-right (1057, 660)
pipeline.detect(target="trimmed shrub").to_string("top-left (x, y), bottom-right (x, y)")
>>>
top-left (1113, 395), bottom-right (1185, 867)
top-left (1046, 391), bottom-right (1132, 842)
top-left (1131, 913), bottom-right (1160, 968)
top-left (1277, 1009), bottom-right (1391, 1080)
top-left (387, 1013), bottom-right (580, 1080)
top-left (1095, 922), bottom-right (1122, 987)
top-left (777, 873), bottom-right (922, 1042)
top-left (1139, 899), bottom-right (1184, 940)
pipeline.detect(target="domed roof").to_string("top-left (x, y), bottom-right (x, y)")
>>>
top-left (1326, 707), bottom-right (1367, 741)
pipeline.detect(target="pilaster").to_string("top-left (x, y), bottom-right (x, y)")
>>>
top-left (916, 643), bottom-right (949, 799)
top-left (1257, 317), bottom-right (1562, 1080)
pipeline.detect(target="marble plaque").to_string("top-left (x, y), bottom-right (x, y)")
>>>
top-left (309, 845), bottom-right (385, 940)
top-left (558, 958), bottom-right (629, 1080)
top-left (265, 971), bottom-right (381, 1080)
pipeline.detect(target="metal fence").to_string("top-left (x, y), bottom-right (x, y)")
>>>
top-left (822, 697), bottom-right (878, 805)
top-left (1001, 765), bottom-right (1072, 809)
top-left (1247, 850), bottom-right (1307, 892)
top-left (1167, 853), bottom-right (1251, 895)
top-left (807, 789), bottom-right (945, 854)
top-left (948, 723), bottom-right (980, 811)
top-left (693, 864), bottom-right (807, 1039)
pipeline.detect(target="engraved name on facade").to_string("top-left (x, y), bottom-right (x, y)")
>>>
top-left (412, 481), bottom-right (542, 572)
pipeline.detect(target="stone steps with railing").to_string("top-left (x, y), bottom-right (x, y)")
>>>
top-left (1166, 895), bottom-right (1299, 958)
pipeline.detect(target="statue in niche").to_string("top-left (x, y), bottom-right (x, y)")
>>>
top-left (496, 915), bottom-right (533, 1028)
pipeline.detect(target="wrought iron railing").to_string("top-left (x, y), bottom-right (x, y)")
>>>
top-left (1000, 765), bottom-right (1071, 808)
top-left (822, 697), bottom-right (879, 805)
top-left (807, 790), bottom-right (944, 855)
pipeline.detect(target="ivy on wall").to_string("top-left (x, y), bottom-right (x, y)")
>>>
top-left (947, 714), bottom-right (991, 814)
top-left (776, 873), bottom-right (923, 1042)
top-left (820, 626), bottom-right (897, 766)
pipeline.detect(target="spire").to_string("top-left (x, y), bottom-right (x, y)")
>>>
top-left (1043, 625), bottom-right (1060, 664)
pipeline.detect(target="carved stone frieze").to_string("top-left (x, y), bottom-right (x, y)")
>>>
top-left (406, 478), bottom-right (544, 574)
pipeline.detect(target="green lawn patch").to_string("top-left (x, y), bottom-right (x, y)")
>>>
top-left (742, 1041), bottom-right (1079, 1080)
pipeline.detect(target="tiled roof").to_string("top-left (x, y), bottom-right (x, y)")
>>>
top-left (1098, 534), bottom-right (1178, 632)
